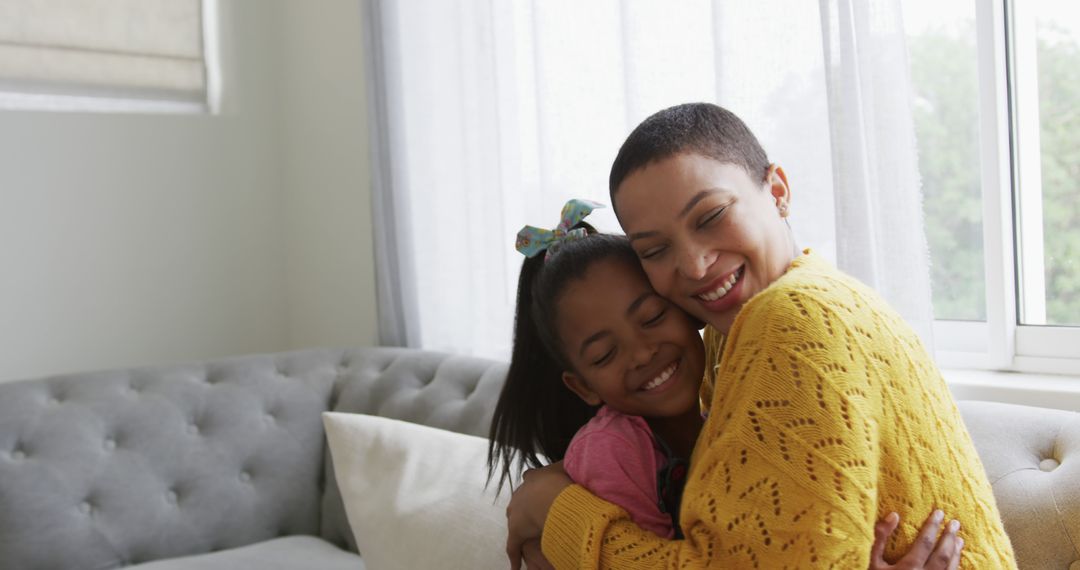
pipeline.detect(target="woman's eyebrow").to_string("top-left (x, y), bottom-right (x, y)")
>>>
top-left (627, 230), bottom-right (656, 243)
top-left (678, 189), bottom-right (717, 219)
top-left (628, 189), bottom-right (721, 242)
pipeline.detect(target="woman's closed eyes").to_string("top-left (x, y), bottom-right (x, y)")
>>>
top-left (636, 202), bottom-right (731, 260)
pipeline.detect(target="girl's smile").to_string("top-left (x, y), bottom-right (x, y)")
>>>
top-left (640, 359), bottom-right (678, 392)
top-left (554, 257), bottom-right (705, 422)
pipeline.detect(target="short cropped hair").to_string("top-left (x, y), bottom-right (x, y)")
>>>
top-left (609, 102), bottom-right (770, 201)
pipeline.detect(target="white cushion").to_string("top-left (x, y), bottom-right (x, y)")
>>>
top-left (127, 536), bottom-right (363, 570)
top-left (322, 412), bottom-right (509, 570)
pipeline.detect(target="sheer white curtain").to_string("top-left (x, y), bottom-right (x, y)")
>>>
top-left (365, 0), bottom-right (934, 358)
top-left (819, 0), bottom-right (935, 344)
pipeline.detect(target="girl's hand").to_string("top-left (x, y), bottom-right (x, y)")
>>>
top-left (521, 539), bottom-right (555, 570)
top-left (869, 510), bottom-right (964, 570)
top-left (505, 461), bottom-right (573, 570)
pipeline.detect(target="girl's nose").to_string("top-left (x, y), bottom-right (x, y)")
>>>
top-left (631, 340), bottom-right (660, 368)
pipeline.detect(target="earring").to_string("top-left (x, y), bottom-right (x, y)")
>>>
top-left (778, 203), bottom-right (789, 217)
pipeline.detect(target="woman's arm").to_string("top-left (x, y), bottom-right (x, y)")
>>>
top-left (518, 284), bottom-right (972, 568)
top-left (532, 290), bottom-right (879, 567)
top-left (508, 469), bottom-right (964, 570)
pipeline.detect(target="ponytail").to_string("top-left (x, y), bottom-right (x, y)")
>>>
top-left (487, 231), bottom-right (638, 495)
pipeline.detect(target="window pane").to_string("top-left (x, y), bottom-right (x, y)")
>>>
top-left (1033, 0), bottom-right (1080, 325)
top-left (903, 1), bottom-right (987, 321)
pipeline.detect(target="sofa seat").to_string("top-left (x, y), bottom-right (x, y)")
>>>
top-left (126, 536), bottom-right (364, 570)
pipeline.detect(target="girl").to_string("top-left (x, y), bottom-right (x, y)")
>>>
top-left (491, 198), bottom-right (964, 570)
top-left (488, 199), bottom-right (705, 539)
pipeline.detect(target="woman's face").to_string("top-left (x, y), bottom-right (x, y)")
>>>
top-left (614, 152), bottom-right (795, 334)
top-left (555, 257), bottom-right (705, 419)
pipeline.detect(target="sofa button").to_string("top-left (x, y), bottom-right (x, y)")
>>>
top-left (103, 438), bottom-right (116, 451)
top-left (166, 491), bottom-right (178, 505)
top-left (79, 501), bottom-right (93, 515)
top-left (239, 471), bottom-right (251, 483)
top-left (187, 424), bottom-right (199, 435)
top-left (11, 448), bottom-right (25, 461)
top-left (1039, 458), bottom-right (1060, 472)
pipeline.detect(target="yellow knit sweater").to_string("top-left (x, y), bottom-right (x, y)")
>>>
top-left (542, 251), bottom-right (1016, 569)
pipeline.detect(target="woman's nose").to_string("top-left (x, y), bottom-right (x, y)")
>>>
top-left (677, 248), bottom-right (711, 280)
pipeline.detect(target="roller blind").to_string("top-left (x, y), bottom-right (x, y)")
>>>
top-left (0, 0), bottom-right (205, 102)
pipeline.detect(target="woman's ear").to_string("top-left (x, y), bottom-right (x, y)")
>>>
top-left (766, 164), bottom-right (792, 212)
top-left (562, 371), bottom-right (602, 406)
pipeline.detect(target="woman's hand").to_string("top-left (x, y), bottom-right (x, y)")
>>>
top-left (506, 461), bottom-right (573, 570)
top-left (869, 510), bottom-right (964, 570)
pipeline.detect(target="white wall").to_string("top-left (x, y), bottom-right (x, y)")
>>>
top-left (279, 0), bottom-right (379, 350)
top-left (0, 0), bottom-right (378, 383)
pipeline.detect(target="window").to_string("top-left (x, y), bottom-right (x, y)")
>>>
top-left (905, 0), bottom-right (1080, 373)
top-left (0, 0), bottom-right (216, 113)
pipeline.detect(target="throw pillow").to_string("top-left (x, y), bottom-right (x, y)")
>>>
top-left (322, 412), bottom-right (510, 569)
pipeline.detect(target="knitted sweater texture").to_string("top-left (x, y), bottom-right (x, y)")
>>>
top-left (542, 251), bottom-right (1016, 569)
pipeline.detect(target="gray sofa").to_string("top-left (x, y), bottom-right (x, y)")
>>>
top-left (0, 348), bottom-right (506, 570)
top-left (0, 347), bottom-right (1077, 569)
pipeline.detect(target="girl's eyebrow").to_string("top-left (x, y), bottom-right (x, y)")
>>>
top-left (578, 330), bottom-right (610, 357)
top-left (626, 291), bottom-right (654, 315)
top-left (578, 292), bottom-right (655, 357)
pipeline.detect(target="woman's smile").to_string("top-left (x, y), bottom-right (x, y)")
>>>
top-left (615, 153), bottom-right (796, 334)
top-left (692, 264), bottom-right (745, 313)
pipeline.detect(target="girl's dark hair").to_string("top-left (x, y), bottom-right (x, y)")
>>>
top-left (487, 229), bottom-right (640, 494)
top-left (609, 102), bottom-right (770, 205)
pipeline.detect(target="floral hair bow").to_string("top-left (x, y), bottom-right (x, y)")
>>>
top-left (515, 199), bottom-right (606, 261)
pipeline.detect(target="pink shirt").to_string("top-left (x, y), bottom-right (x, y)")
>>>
top-left (562, 405), bottom-right (674, 538)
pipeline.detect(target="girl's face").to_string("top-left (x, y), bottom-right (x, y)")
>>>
top-left (614, 152), bottom-right (796, 334)
top-left (555, 257), bottom-right (705, 419)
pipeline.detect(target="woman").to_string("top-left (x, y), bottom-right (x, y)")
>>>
top-left (505, 103), bottom-right (1016, 569)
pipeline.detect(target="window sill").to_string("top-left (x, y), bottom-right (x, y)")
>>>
top-left (0, 91), bottom-right (208, 115)
top-left (943, 368), bottom-right (1080, 412)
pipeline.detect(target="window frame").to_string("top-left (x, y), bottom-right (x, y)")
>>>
top-left (933, 0), bottom-right (1080, 376)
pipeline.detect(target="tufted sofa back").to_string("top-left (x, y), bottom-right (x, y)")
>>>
top-left (0, 347), bottom-right (506, 570)
top-left (318, 347), bottom-right (507, 552)
top-left (958, 401), bottom-right (1080, 570)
